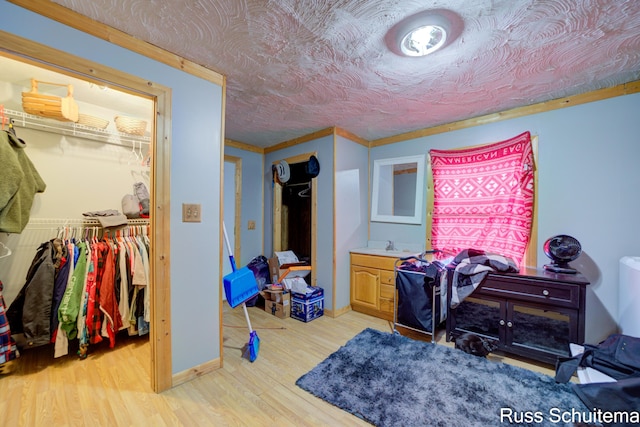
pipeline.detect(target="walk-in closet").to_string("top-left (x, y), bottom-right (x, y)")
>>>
top-left (0, 53), bottom-right (154, 371)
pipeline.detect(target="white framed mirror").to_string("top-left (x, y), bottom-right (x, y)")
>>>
top-left (371, 154), bottom-right (425, 224)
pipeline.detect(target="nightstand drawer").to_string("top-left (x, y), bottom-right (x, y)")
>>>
top-left (478, 277), bottom-right (580, 308)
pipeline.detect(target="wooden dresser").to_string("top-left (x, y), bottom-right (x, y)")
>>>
top-left (446, 267), bottom-right (590, 364)
top-left (350, 252), bottom-right (397, 320)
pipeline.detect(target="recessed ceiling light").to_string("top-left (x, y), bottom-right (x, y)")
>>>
top-left (400, 25), bottom-right (447, 57)
top-left (385, 9), bottom-right (463, 58)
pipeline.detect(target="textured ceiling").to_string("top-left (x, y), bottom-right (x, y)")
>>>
top-left (52, 0), bottom-right (640, 148)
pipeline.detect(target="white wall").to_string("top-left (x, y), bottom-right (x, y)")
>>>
top-left (0, 2), bottom-right (224, 374)
top-left (335, 136), bottom-right (369, 310)
top-left (370, 92), bottom-right (640, 343)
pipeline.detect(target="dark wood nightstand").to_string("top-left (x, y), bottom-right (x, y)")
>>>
top-left (446, 267), bottom-right (590, 364)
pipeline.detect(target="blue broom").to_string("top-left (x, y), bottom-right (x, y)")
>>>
top-left (222, 221), bottom-right (260, 362)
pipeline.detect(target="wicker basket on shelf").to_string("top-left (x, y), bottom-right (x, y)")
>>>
top-left (114, 115), bottom-right (147, 136)
top-left (22, 78), bottom-right (79, 122)
top-left (77, 113), bottom-right (109, 130)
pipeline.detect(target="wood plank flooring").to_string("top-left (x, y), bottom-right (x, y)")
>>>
top-left (0, 305), bottom-right (555, 426)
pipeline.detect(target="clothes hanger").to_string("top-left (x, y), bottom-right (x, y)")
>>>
top-left (298, 183), bottom-right (311, 198)
top-left (128, 141), bottom-right (139, 165)
top-left (8, 119), bottom-right (17, 137)
top-left (0, 241), bottom-right (12, 259)
top-left (137, 142), bottom-right (145, 164)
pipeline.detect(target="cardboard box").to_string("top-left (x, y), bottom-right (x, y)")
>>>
top-left (291, 286), bottom-right (324, 322)
top-left (261, 289), bottom-right (290, 319)
top-left (267, 256), bottom-right (281, 284)
top-left (268, 254), bottom-right (311, 289)
top-left (279, 265), bottom-right (311, 291)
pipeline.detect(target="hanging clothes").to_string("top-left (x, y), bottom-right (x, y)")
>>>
top-left (8, 223), bottom-right (149, 358)
top-left (50, 239), bottom-right (70, 340)
top-left (116, 236), bottom-right (130, 331)
top-left (6, 239), bottom-right (59, 348)
top-left (84, 242), bottom-right (102, 345)
top-left (54, 240), bottom-right (77, 358)
top-left (98, 241), bottom-right (122, 348)
top-left (0, 131), bottom-right (46, 233)
top-left (58, 241), bottom-right (88, 340)
top-left (0, 281), bottom-right (19, 365)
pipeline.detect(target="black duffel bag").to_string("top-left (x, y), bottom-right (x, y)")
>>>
top-left (556, 333), bottom-right (640, 383)
top-left (244, 255), bottom-right (270, 307)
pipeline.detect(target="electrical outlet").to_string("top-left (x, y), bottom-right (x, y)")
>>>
top-left (182, 203), bottom-right (202, 222)
top-left (248, 220), bottom-right (256, 230)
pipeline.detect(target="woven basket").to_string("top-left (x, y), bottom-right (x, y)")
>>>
top-left (22, 79), bottom-right (79, 122)
top-left (77, 113), bottom-right (109, 130)
top-left (114, 115), bottom-right (147, 136)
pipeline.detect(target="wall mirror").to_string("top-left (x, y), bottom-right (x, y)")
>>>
top-left (371, 154), bottom-right (425, 224)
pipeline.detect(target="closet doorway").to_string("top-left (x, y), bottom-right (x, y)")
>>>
top-left (0, 33), bottom-right (172, 392)
top-left (223, 155), bottom-right (242, 284)
top-left (273, 153), bottom-right (317, 282)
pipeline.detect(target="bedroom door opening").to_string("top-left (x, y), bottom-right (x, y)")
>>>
top-left (273, 153), bottom-right (317, 284)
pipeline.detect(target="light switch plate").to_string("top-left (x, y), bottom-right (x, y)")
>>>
top-left (248, 220), bottom-right (256, 230)
top-left (182, 203), bottom-right (202, 222)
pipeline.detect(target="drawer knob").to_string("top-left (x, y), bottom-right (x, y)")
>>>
top-left (507, 321), bottom-right (513, 328)
top-left (542, 289), bottom-right (550, 296)
top-left (499, 319), bottom-right (505, 326)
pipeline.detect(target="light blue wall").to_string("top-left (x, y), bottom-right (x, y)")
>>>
top-left (225, 146), bottom-right (265, 266)
top-left (370, 93), bottom-right (640, 343)
top-left (335, 136), bottom-right (369, 310)
top-left (1, 3), bottom-right (224, 373)
top-left (264, 135), bottom-right (335, 309)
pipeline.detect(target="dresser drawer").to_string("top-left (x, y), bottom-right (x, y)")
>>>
top-left (477, 276), bottom-right (580, 308)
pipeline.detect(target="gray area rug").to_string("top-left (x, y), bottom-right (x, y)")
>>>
top-left (296, 328), bottom-right (588, 427)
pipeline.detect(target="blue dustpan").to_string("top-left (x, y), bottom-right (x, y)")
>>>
top-left (224, 266), bottom-right (259, 308)
top-left (222, 221), bottom-right (259, 308)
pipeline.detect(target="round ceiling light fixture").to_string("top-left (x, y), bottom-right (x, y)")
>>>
top-left (400, 25), bottom-right (447, 57)
top-left (385, 9), bottom-right (463, 58)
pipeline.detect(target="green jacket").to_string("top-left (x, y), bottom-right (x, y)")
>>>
top-left (58, 241), bottom-right (88, 340)
top-left (0, 130), bottom-right (46, 233)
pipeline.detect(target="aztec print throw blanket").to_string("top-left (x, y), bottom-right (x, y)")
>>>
top-left (449, 249), bottom-right (519, 308)
top-left (430, 131), bottom-right (534, 268)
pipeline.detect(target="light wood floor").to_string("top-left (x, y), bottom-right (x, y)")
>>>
top-left (0, 305), bottom-right (555, 426)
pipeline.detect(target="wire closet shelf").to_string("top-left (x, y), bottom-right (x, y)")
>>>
top-left (3, 108), bottom-right (151, 147)
top-left (23, 218), bottom-right (150, 234)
